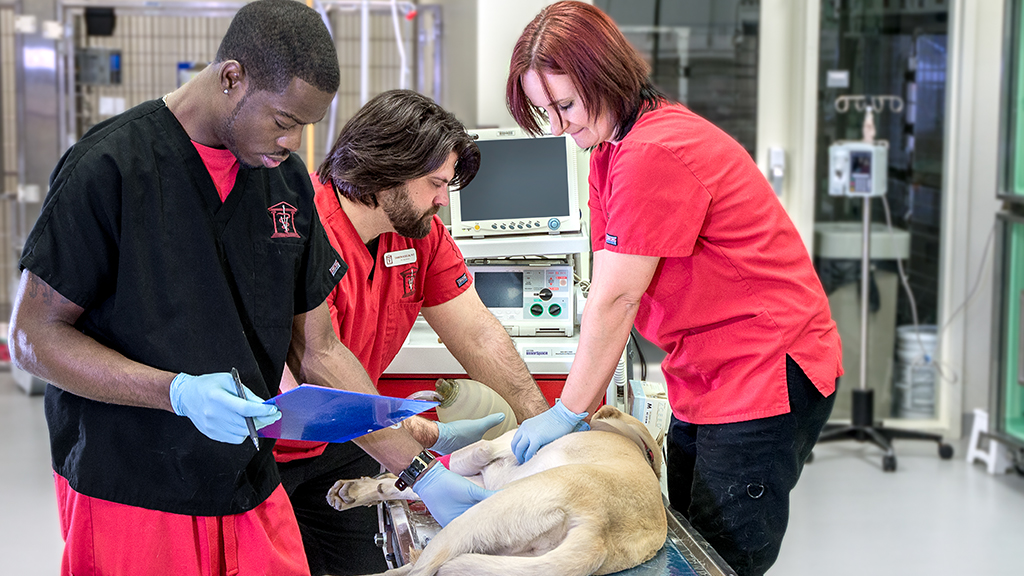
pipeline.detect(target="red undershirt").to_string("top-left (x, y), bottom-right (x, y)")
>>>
top-left (191, 141), bottom-right (240, 201)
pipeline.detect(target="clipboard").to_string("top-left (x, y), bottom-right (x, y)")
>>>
top-left (259, 384), bottom-right (438, 443)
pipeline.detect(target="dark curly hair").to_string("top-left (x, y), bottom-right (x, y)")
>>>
top-left (215, 0), bottom-right (340, 95)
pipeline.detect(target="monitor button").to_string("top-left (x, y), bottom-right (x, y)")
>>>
top-left (547, 218), bottom-right (561, 230)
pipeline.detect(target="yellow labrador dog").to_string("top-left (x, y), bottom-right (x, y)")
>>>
top-left (327, 405), bottom-right (667, 576)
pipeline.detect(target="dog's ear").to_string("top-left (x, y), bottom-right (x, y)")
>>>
top-left (590, 406), bottom-right (664, 478)
top-left (592, 405), bottom-right (623, 421)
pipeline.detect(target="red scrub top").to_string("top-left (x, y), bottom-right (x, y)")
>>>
top-left (589, 103), bottom-right (841, 425)
top-left (275, 177), bottom-right (472, 461)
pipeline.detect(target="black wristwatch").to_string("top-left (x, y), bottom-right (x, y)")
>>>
top-left (395, 450), bottom-right (437, 490)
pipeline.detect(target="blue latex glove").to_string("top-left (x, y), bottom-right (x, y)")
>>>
top-left (511, 400), bottom-right (587, 464)
top-left (169, 372), bottom-right (281, 444)
top-left (414, 464), bottom-right (496, 526)
top-left (431, 413), bottom-right (507, 455)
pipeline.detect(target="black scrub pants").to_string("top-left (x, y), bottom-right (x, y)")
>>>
top-left (666, 355), bottom-right (836, 576)
top-left (277, 442), bottom-right (388, 576)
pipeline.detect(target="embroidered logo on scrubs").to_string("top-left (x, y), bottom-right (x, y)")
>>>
top-left (384, 248), bottom-right (417, 267)
top-left (329, 260), bottom-right (342, 276)
top-left (268, 202), bottom-right (301, 239)
top-left (456, 273), bottom-right (469, 288)
top-left (605, 233), bottom-right (618, 246)
top-left (400, 267), bottom-right (417, 298)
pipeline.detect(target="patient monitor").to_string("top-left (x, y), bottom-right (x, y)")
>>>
top-left (451, 128), bottom-right (581, 238)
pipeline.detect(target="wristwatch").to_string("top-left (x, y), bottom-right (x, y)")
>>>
top-left (395, 450), bottom-right (437, 491)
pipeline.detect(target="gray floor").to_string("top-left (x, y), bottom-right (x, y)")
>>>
top-left (3, 371), bottom-right (1024, 576)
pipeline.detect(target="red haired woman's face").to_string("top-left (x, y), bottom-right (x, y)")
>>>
top-left (522, 70), bottom-right (616, 149)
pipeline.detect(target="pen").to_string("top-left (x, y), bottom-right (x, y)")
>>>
top-left (231, 367), bottom-right (260, 450)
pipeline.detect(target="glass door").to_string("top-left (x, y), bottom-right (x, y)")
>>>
top-left (992, 215), bottom-right (1024, 448)
top-left (812, 2), bottom-right (950, 424)
top-left (993, 0), bottom-right (1024, 450)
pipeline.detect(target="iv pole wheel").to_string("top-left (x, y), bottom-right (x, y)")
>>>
top-left (882, 454), bottom-right (897, 472)
top-left (939, 444), bottom-right (954, 459)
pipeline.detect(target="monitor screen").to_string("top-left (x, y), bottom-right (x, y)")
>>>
top-left (459, 138), bottom-right (571, 220)
top-left (473, 271), bottom-right (524, 308)
top-left (450, 128), bottom-right (581, 238)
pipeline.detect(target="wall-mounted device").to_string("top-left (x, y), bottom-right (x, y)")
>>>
top-left (828, 141), bottom-right (888, 197)
top-left (468, 262), bottom-right (574, 337)
top-left (451, 128), bottom-right (581, 239)
top-left (76, 47), bottom-right (121, 85)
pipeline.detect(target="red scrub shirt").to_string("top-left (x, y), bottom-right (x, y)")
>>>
top-left (589, 104), bottom-right (841, 425)
top-left (275, 177), bottom-right (472, 461)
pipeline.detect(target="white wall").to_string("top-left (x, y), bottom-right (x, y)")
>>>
top-left (475, 1), bottom-right (565, 127)
top-left (945, 0), bottom-right (1005, 430)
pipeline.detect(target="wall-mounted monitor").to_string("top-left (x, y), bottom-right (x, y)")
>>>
top-left (451, 128), bottom-right (581, 239)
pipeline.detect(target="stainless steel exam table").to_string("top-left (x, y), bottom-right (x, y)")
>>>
top-left (375, 496), bottom-right (737, 576)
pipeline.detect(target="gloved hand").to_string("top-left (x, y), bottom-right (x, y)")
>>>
top-left (431, 413), bottom-right (507, 455)
top-left (511, 400), bottom-right (587, 464)
top-left (169, 372), bottom-right (281, 444)
top-left (413, 464), bottom-right (496, 526)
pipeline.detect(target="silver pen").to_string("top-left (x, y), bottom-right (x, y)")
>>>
top-left (231, 367), bottom-right (260, 450)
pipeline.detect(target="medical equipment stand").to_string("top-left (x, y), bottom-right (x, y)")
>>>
top-left (813, 102), bottom-right (954, 471)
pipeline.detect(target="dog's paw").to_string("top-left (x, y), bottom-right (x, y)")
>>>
top-left (326, 474), bottom-right (418, 511)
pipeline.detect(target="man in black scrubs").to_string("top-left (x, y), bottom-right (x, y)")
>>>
top-left (8, 2), bottom-right (490, 574)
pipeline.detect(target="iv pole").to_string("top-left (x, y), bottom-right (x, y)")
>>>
top-left (813, 95), bottom-right (954, 472)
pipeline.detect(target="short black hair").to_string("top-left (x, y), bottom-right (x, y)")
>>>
top-left (318, 90), bottom-right (481, 208)
top-left (216, 0), bottom-right (340, 95)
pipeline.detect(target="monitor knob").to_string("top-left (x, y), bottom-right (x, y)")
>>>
top-left (547, 218), bottom-right (561, 230)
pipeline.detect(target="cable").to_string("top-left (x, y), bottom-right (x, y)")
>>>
top-left (630, 329), bottom-right (647, 381)
top-left (879, 196), bottom-right (996, 386)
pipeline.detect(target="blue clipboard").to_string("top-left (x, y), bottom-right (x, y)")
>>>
top-left (259, 385), bottom-right (438, 443)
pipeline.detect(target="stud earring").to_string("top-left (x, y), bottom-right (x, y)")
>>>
top-left (223, 89), bottom-right (229, 94)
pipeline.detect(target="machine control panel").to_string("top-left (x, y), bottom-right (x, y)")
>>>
top-left (468, 263), bottom-right (574, 337)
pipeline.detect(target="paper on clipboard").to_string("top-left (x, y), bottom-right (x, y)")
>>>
top-left (259, 384), bottom-right (438, 443)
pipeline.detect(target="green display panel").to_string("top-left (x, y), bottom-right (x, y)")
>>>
top-left (1003, 221), bottom-right (1024, 442)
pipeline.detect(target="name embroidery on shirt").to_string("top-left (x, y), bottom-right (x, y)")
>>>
top-left (268, 202), bottom-right (301, 239)
top-left (384, 248), bottom-right (417, 267)
top-left (400, 268), bottom-right (417, 298)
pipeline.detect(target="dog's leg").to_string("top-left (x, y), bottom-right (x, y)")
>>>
top-left (394, 487), bottom-right (606, 576)
top-left (446, 432), bottom-right (513, 477)
top-left (436, 525), bottom-right (609, 576)
top-left (326, 474), bottom-right (417, 512)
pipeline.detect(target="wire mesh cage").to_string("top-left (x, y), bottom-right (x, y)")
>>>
top-left (1, 2), bottom-right (18, 321)
top-left (59, 0), bottom-right (441, 170)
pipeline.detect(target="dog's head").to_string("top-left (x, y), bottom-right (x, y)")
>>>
top-left (590, 405), bottom-right (663, 479)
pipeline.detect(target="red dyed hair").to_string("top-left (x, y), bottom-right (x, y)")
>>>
top-left (505, 1), bottom-right (654, 137)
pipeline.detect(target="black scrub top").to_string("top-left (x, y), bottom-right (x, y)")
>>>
top-left (20, 99), bottom-right (347, 516)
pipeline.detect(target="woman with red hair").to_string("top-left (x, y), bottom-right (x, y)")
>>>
top-left (505, 3), bottom-right (841, 575)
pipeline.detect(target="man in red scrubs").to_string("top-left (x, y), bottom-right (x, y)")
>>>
top-left (276, 89), bottom-right (551, 575)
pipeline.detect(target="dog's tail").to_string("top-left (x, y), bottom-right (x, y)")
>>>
top-left (432, 524), bottom-right (607, 576)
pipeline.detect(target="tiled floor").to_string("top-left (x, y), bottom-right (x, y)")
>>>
top-left (3, 370), bottom-right (1024, 575)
